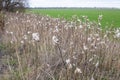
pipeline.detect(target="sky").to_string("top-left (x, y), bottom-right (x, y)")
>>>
top-left (29, 0), bottom-right (120, 8)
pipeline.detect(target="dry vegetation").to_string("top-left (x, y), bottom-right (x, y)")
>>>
top-left (0, 12), bottom-right (120, 80)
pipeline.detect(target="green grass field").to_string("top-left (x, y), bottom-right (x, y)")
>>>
top-left (27, 8), bottom-right (120, 28)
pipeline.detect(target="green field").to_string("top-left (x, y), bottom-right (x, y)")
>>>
top-left (27, 8), bottom-right (120, 28)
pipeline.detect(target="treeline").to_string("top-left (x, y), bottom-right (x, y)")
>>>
top-left (0, 0), bottom-right (27, 12)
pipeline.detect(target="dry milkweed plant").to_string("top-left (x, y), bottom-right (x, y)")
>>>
top-left (0, 12), bottom-right (120, 80)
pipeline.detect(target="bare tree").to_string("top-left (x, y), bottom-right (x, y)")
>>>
top-left (0, 0), bottom-right (28, 12)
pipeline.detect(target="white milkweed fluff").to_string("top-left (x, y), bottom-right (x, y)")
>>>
top-left (52, 35), bottom-right (59, 44)
top-left (54, 26), bottom-right (59, 32)
top-left (27, 31), bottom-right (31, 34)
top-left (74, 67), bottom-right (82, 74)
top-left (83, 45), bottom-right (88, 50)
top-left (65, 59), bottom-right (72, 69)
top-left (89, 57), bottom-right (93, 62)
top-left (32, 33), bottom-right (40, 41)
top-left (115, 32), bottom-right (120, 38)
top-left (87, 37), bottom-right (92, 42)
top-left (79, 25), bottom-right (83, 29)
top-left (91, 75), bottom-right (95, 80)
top-left (95, 61), bottom-right (99, 68)
top-left (23, 35), bottom-right (27, 40)
top-left (66, 59), bottom-right (70, 64)
top-left (20, 40), bottom-right (24, 44)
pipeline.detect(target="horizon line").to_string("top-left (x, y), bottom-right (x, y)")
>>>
top-left (28, 7), bottom-right (120, 9)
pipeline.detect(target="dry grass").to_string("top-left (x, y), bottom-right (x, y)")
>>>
top-left (0, 12), bottom-right (120, 80)
top-left (0, 12), bottom-right (4, 39)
